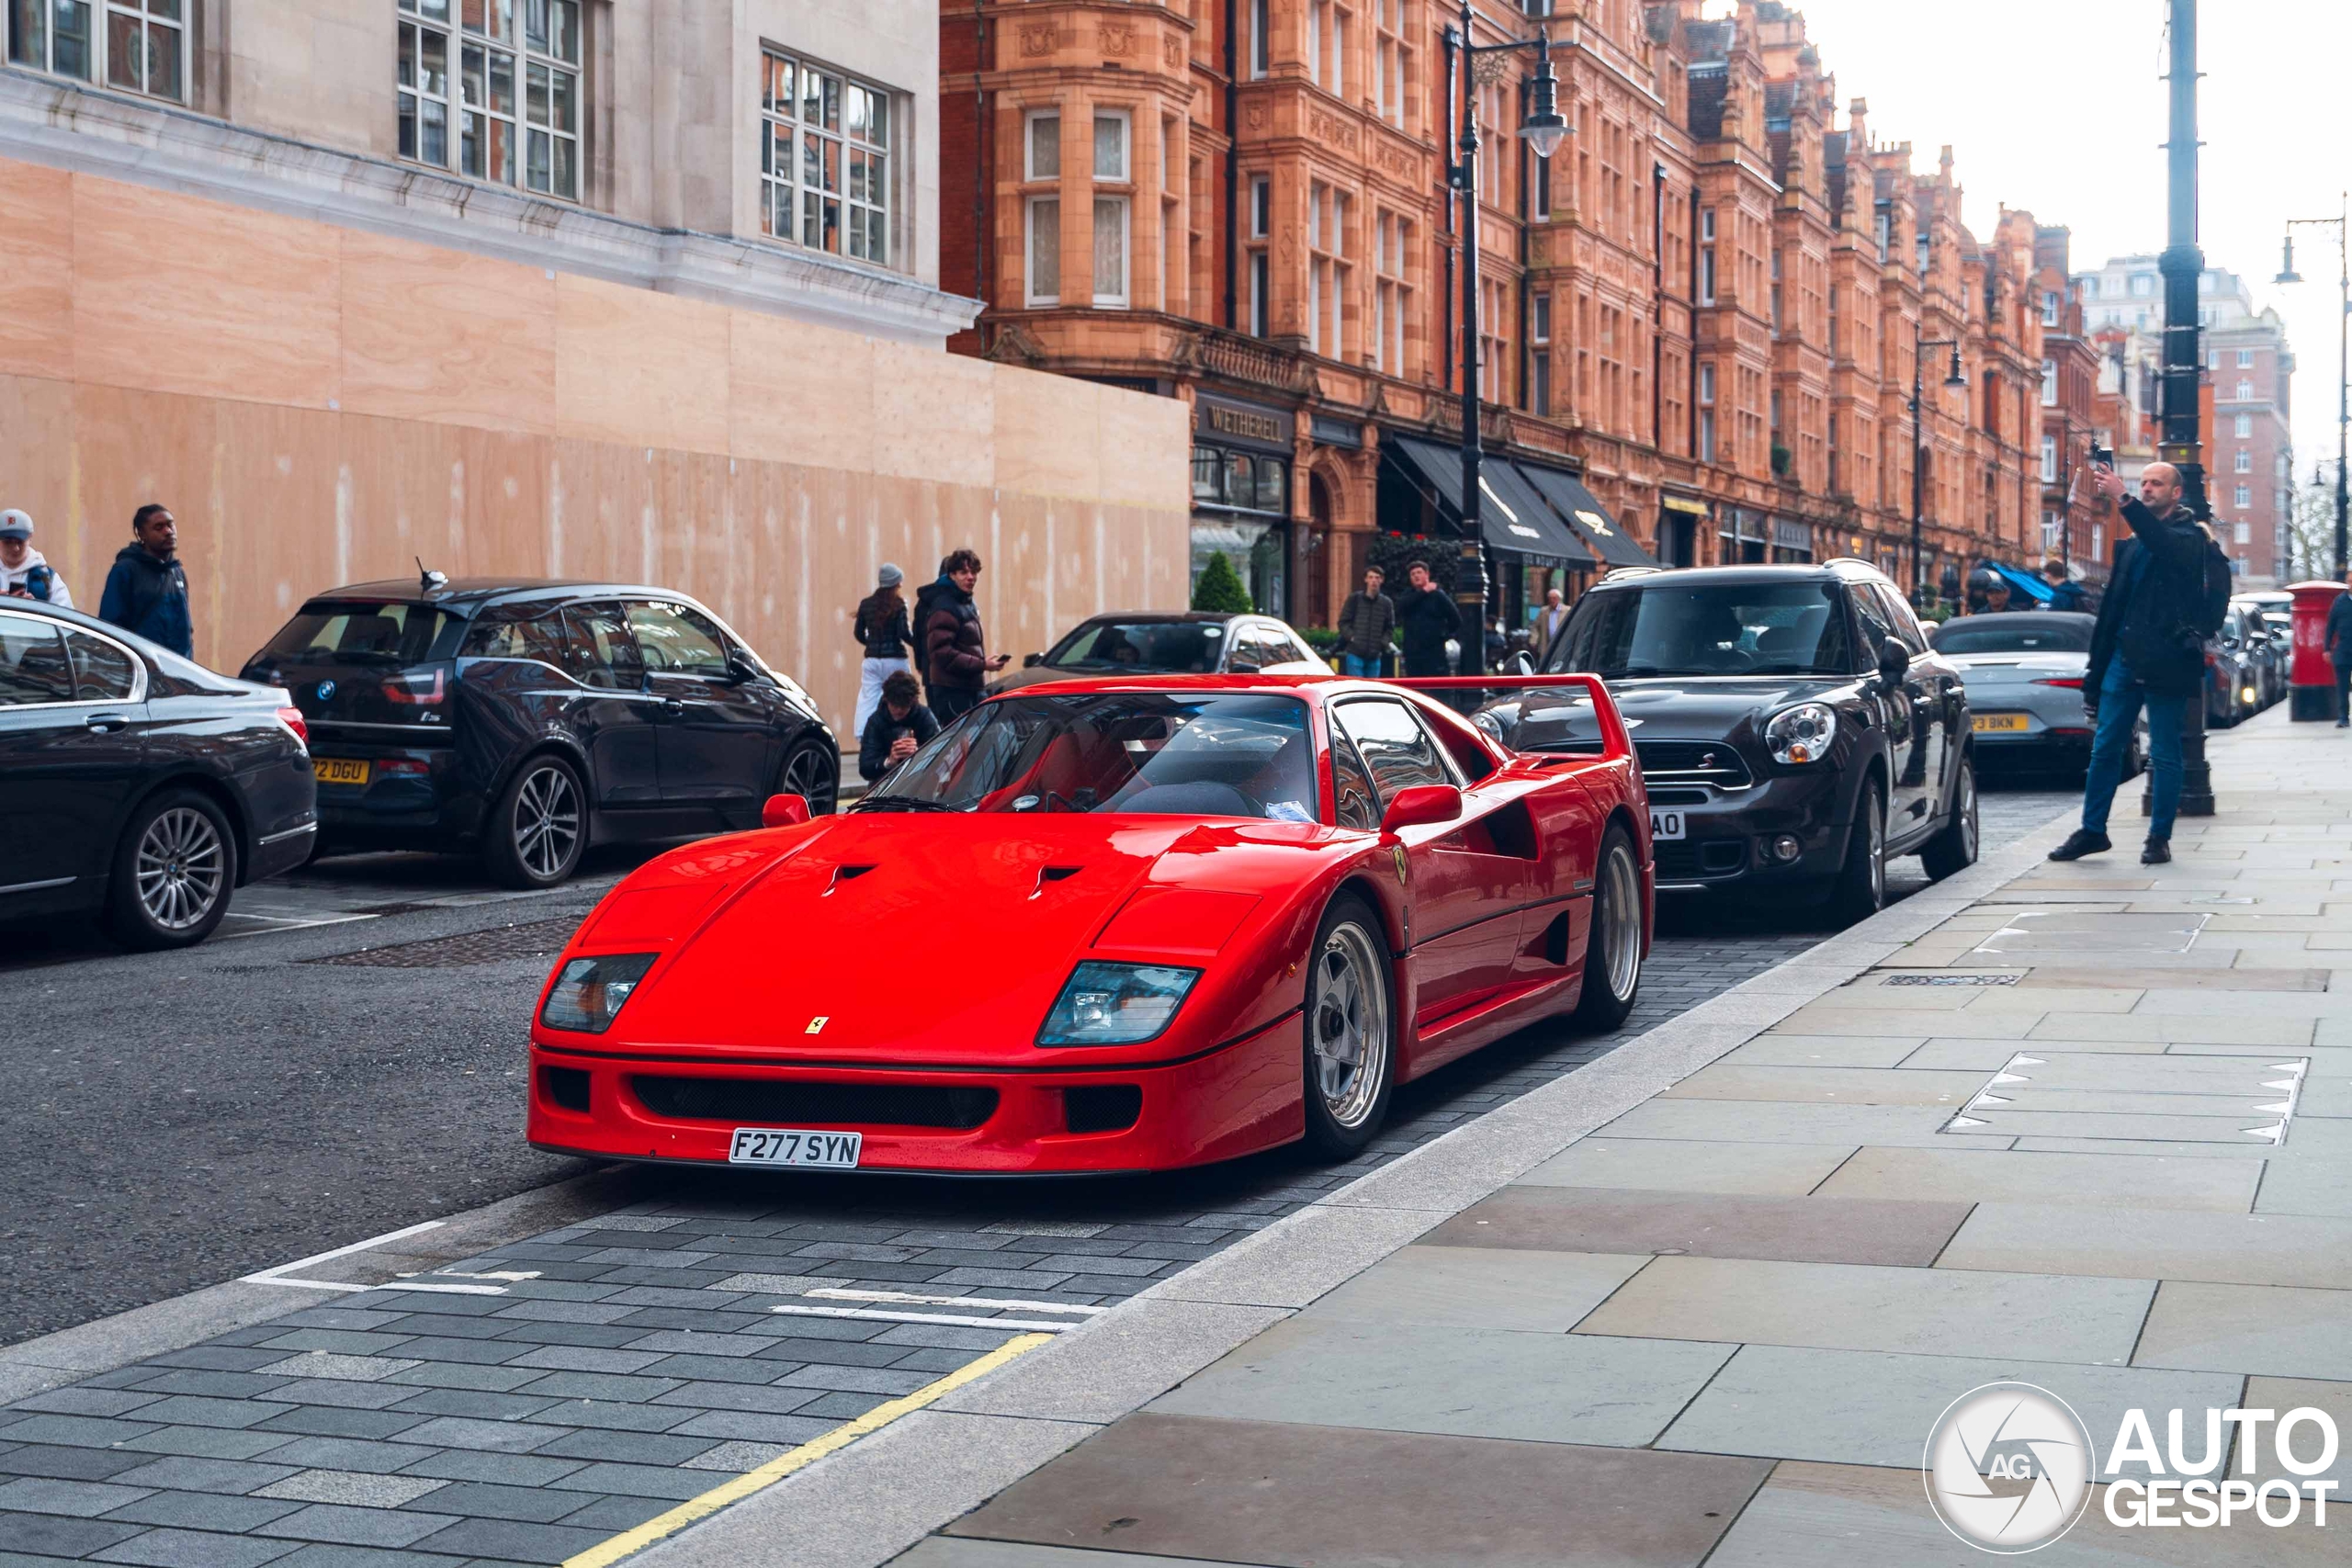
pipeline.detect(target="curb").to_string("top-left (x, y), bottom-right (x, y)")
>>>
top-left (626, 801), bottom-right (2082, 1568)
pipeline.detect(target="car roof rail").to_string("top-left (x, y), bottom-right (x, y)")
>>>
top-left (1822, 556), bottom-right (1879, 572)
top-left (1600, 567), bottom-right (1666, 582)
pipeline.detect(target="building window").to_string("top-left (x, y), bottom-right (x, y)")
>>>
top-left (2042, 290), bottom-right (2061, 325)
top-left (10, 0), bottom-right (184, 101)
top-left (1023, 112), bottom-right (1060, 305)
top-left (2041, 357), bottom-right (2057, 407)
top-left (1306, 181), bottom-right (1351, 356)
top-left (1373, 209), bottom-right (1411, 375)
top-left (1306, 0), bottom-right (1349, 98)
top-left (1250, 175), bottom-right (1271, 238)
top-left (2235, 521), bottom-right (2252, 544)
top-left (1531, 292), bottom-right (1553, 416)
top-left (2041, 434), bottom-right (2057, 483)
top-left (2236, 379), bottom-right (2254, 400)
top-left (1249, 0), bottom-right (1270, 77)
top-left (2235, 484), bottom-right (2252, 508)
top-left (1699, 244), bottom-right (1716, 306)
top-left (401, 0), bottom-right (582, 200)
top-left (2234, 448), bottom-right (2252, 473)
top-left (1091, 112), bottom-right (1130, 307)
top-left (2237, 348), bottom-right (2254, 368)
top-left (1698, 362), bottom-right (1716, 465)
top-left (2132, 274), bottom-right (2152, 297)
top-left (1374, 0), bottom-right (1408, 130)
top-left (1532, 148), bottom-right (1551, 221)
top-left (1873, 209), bottom-right (1890, 263)
top-left (761, 48), bottom-right (895, 262)
top-left (1249, 252), bottom-right (1271, 337)
top-left (2235, 413), bottom-right (2253, 437)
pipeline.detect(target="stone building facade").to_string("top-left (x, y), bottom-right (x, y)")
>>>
top-left (0, 0), bottom-right (1189, 730)
top-left (942, 0), bottom-right (2054, 632)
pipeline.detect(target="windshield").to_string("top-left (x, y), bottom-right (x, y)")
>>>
top-left (861, 692), bottom-right (1317, 822)
top-left (1549, 581), bottom-right (1852, 678)
top-left (1930, 615), bottom-right (2093, 655)
top-left (261, 602), bottom-right (461, 666)
top-left (1046, 620), bottom-right (1225, 672)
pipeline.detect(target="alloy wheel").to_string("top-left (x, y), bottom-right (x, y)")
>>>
top-left (1957, 763), bottom-right (1980, 863)
top-left (782, 744), bottom-right (836, 813)
top-left (1599, 840), bottom-right (1642, 1000)
top-left (514, 764), bottom-right (582, 881)
top-left (1309, 921), bottom-right (1389, 1130)
top-left (136, 807), bottom-right (226, 931)
top-left (1867, 794), bottom-right (1886, 908)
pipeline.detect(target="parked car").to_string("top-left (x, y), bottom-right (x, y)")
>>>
top-left (0, 600), bottom-right (316, 949)
top-left (526, 674), bottom-right (1650, 1172)
top-left (989, 612), bottom-right (1327, 694)
top-left (1927, 612), bottom-right (2143, 781)
top-left (2205, 605), bottom-right (2264, 727)
top-left (1474, 560), bottom-right (1976, 922)
top-left (2229, 599), bottom-right (2288, 709)
top-left (241, 579), bottom-right (836, 888)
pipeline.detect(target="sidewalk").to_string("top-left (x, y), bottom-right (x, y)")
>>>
top-left (662, 706), bottom-right (2350, 1568)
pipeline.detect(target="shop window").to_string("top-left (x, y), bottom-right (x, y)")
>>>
top-left (401, 0), bottom-right (582, 201)
top-left (759, 46), bottom-right (895, 262)
top-left (11, 0), bottom-right (184, 103)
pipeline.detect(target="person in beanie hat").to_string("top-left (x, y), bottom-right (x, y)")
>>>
top-left (0, 510), bottom-right (72, 609)
top-left (853, 562), bottom-right (916, 739)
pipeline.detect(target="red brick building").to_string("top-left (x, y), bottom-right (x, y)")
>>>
top-left (940, 0), bottom-right (2059, 632)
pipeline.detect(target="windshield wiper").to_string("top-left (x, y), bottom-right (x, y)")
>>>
top-left (852, 797), bottom-right (963, 813)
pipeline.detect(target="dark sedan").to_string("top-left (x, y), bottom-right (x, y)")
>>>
top-left (0, 600), bottom-right (315, 949)
top-left (240, 579), bottom-right (838, 888)
top-left (1476, 561), bottom-right (1976, 922)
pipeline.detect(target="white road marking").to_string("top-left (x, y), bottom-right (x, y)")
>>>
top-left (804, 1288), bottom-right (1104, 1316)
top-left (769, 1304), bottom-right (1078, 1333)
top-left (240, 1220), bottom-right (447, 1287)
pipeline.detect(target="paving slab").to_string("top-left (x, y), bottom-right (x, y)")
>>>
top-left (944, 1413), bottom-right (1772, 1568)
top-left (1656, 1344), bottom-right (2242, 1470)
top-left (2132, 1280), bottom-right (2352, 1382)
top-left (891, 1542), bottom-right (1272, 1568)
top-left (1596, 1100), bottom-right (1976, 1148)
top-left (1147, 1316), bottom-right (1735, 1448)
top-left (1575, 1257), bottom-right (2154, 1364)
top-left (1421, 1187), bottom-right (1972, 1268)
top-left (1813, 1146), bottom-right (2262, 1212)
top-left (2236, 1376), bottom-right (2352, 1495)
top-left (1295, 1246), bottom-right (1648, 1333)
top-left (1516, 1138), bottom-right (1858, 1196)
top-left (1719, 1034), bottom-right (1928, 1067)
top-left (2031, 1013), bottom-right (2316, 1046)
top-left (1657, 1065), bottom-right (1987, 1106)
top-left (1939, 1110), bottom-right (2287, 1145)
top-left (1936, 1201), bottom-right (2352, 1289)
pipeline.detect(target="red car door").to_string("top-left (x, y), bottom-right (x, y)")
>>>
top-left (1330, 696), bottom-right (1531, 1034)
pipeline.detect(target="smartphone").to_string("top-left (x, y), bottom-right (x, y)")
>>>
top-left (2088, 441), bottom-right (2114, 469)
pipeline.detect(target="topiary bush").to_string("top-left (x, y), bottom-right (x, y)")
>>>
top-left (1191, 551), bottom-right (1254, 614)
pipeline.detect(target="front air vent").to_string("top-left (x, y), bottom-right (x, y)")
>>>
top-left (825, 864), bottom-right (876, 893)
top-left (1634, 740), bottom-right (1754, 790)
top-left (1033, 865), bottom-right (1082, 898)
top-left (1063, 1085), bottom-right (1142, 1134)
top-left (630, 1077), bottom-right (998, 1130)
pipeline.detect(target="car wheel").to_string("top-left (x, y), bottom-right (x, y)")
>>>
top-left (778, 738), bottom-right (839, 816)
top-left (106, 789), bottom-right (237, 951)
top-left (1572, 824), bottom-right (1645, 1032)
top-left (1300, 896), bottom-right (1397, 1159)
top-left (483, 754), bottom-right (587, 889)
top-left (1829, 778), bottom-right (1887, 926)
top-left (1921, 754), bottom-right (1980, 882)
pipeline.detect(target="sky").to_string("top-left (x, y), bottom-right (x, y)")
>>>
top-left (1699, 0), bottom-right (2351, 477)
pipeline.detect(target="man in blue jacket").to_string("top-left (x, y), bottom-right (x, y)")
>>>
top-left (2327, 569), bottom-right (2352, 728)
top-left (98, 503), bottom-right (193, 658)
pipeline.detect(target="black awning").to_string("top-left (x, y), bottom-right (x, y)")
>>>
top-left (1385, 437), bottom-right (1597, 568)
top-left (1521, 465), bottom-right (1659, 568)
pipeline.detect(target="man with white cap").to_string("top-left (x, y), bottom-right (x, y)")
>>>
top-left (0, 510), bottom-right (72, 609)
top-left (852, 562), bottom-right (917, 739)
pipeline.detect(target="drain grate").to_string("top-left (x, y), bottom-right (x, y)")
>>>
top-left (308, 917), bottom-right (581, 969)
top-left (1883, 973), bottom-right (2020, 987)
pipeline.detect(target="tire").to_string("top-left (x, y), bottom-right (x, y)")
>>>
top-left (1572, 824), bottom-right (1644, 1032)
top-left (106, 789), bottom-right (238, 951)
top-left (1920, 753), bottom-right (1980, 882)
top-left (1299, 896), bottom-right (1398, 1159)
top-left (1829, 777), bottom-right (1887, 926)
top-left (482, 753), bottom-right (588, 889)
top-left (778, 737), bottom-right (839, 816)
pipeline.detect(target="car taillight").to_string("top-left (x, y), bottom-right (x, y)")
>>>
top-left (379, 758), bottom-right (431, 777)
top-left (276, 706), bottom-right (309, 746)
top-left (384, 670), bottom-right (447, 705)
top-left (2033, 677), bottom-right (2086, 689)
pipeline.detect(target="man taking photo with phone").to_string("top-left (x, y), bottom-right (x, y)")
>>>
top-left (2048, 460), bottom-right (2221, 867)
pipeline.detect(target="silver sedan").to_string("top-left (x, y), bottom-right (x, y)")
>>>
top-left (1928, 612), bottom-right (2145, 780)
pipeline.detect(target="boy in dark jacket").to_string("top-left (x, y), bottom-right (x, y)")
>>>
top-left (98, 504), bottom-right (193, 658)
top-left (1396, 559), bottom-right (1460, 677)
top-left (1335, 565), bottom-right (1396, 676)
top-left (921, 548), bottom-right (1008, 723)
top-left (860, 670), bottom-right (939, 783)
top-left (2050, 463), bottom-right (2215, 866)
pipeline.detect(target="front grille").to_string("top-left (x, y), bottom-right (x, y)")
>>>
top-left (629, 1077), bottom-right (999, 1130)
top-left (539, 1066), bottom-right (591, 1112)
top-left (1656, 839), bottom-right (1748, 881)
top-left (1634, 740), bottom-right (1754, 789)
top-left (1646, 787), bottom-right (1709, 807)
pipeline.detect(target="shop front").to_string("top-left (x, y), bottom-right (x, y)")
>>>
top-left (1771, 518), bottom-right (1814, 564)
top-left (1190, 393), bottom-right (1296, 618)
top-left (1658, 494), bottom-right (1708, 567)
top-left (1379, 435), bottom-right (1600, 641)
top-left (1718, 507), bottom-right (1769, 564)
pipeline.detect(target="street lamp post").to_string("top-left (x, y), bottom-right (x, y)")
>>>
top-left (2278, 190), bottom-right (2349, 578)
top-left (1442, 2), bottom-right (1566, 678)
top-left (1907, 317), bottom-right (1967, 607)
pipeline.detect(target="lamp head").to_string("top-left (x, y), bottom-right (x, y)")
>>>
top-left (1519, 38), bottom-right (1567, 161)
top-left (1942, 344), bottom-right (1967, 389)
top-left (2277, 234), bottom-right (2302, 287)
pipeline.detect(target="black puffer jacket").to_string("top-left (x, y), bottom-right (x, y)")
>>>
top-left (854, 592), bottom-right (915, 660)
top-left (922, 585), bottom-right (988, 695)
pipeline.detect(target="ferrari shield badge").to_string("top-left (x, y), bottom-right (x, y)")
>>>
top-left (806, 1016), bottom-right (829, 1034)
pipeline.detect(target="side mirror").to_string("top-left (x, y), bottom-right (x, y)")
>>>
top-left (1507, 649), bottom-right (1537, 677)
top-left (762, 793), bottom-right (811, 829)
top-left (1023, 652), bottom-right (1043, 668)
top-left (1380, 784), bottom-right (1463, 835)
top-left (1876, 637), bottom-right (1910, 687)
top-left (725, 650), bottom-right (760, 684)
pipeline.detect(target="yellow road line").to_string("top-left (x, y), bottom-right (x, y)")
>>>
top-left (560, 1331), bottom-right (1052, 1568)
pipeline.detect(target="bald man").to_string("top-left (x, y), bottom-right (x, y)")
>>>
top-left (2050, 460), bottom-right (2216, 867)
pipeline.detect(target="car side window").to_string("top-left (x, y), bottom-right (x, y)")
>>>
top-left (463, 609), bottom-right (569, 668)
top-left (1873, 584), bottom-right (1929, 654)
top-left (62, 628), bottom-right (139, 701)
top-left (0, 613), bottom-right (71, 705)
top-left (1330, 730), bottom-right (1381, 829)
top-left (1848, 585), bottom-right (1898, 666)
top-left (1226, 626), bottom-right (1274, 672)
top-left (628, 601), bottom-right (731, 677)
top-left (560, 602), bottom-right (646, 691)
top-left (1333, 698), bottom-right (1455, 800)
top-left (1283, 630), bottom-right (1321, 666)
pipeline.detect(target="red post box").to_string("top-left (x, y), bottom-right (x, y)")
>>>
top-left (2287, 580), bottom-right (2348, 721)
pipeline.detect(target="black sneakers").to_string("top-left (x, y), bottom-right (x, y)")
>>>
top-left (2047, 830), bottom-right (2112, 862)
top-left (2143, 838), bottom-right (2172, 865)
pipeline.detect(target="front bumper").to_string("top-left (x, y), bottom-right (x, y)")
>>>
top-left (1646, 768), bottom-right (1849, 893)
top-left (525, 1013), bottom-right (1304, 1175)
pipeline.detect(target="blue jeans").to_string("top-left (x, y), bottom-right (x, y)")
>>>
top-left (1340, 653), bottom-right (1382, 677)
top-left (2082, 657), bottom-right (2184, 841)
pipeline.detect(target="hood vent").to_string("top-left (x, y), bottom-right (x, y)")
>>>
top-left (825, 864), bottom-right (876, 894)
top-left (1032, 865), bottom-right (1082, 898)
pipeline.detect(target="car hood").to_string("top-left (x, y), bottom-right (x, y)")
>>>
top-left (589, 813), bottom-right (1320, 1063)
top-left (1945, 653), bottom-right (2086, 682)
top-left (1482, 673), bottom-right (1858, 750)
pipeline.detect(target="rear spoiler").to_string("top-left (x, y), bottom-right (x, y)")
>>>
top-left (1379, 673), bottom-right (1633, 764)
